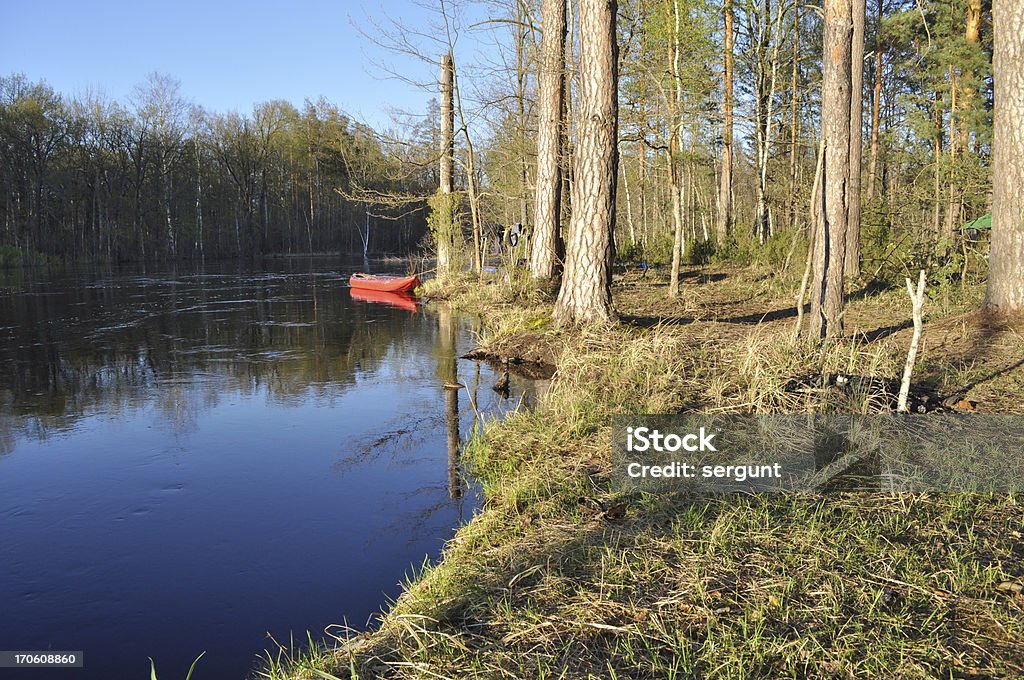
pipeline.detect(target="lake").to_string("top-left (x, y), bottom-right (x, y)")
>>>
top-left (0, 259), bottom-right (540, 679)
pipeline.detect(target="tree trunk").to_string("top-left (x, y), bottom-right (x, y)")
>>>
top-left (932, 99), bottom-right (943, 242)
top-left (753, 0), bottom-right (772, 244)
top-left (944, 65), bottom-right (959, 245)
top-left (984, 0), bottom-right (1024, 313)
top-left (438, 51), bottom-right (456, 278)
top-left (811, 0), bottom-right (853, 339)
top-left (866, 0), bottom-right (883, 200)
top-left (669, 134), bottom-right (684, 297)
top-left (638, 140), bottom-right (647, 245)
top-left (530, 0), bottom-right (567, 279)
top-left (669, 0), bottom-right (685, 298)
top-left (845, 0), bottom-right (865, 277)
top-left (552, 0), bottom-right (618, 325)
top-left (716, 0), bottom-right (734, 242)
top-left (788, 1), bottom-right (801, 230)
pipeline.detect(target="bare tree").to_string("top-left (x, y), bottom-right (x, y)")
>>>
top-left (530, 0), bottom-right (567, 279)
top-left (984, 0), bottom-right (1024, 314)
top-left (133, 73), bottom-right (187, 259)
top-left (811, 0), bottom-right (853, 339)
top-left (552, 0), bottom-right (618, 325)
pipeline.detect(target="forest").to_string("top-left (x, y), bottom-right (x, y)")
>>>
top-left (0, 0), bottom-right (1010, 304)
top-left (0, 73), bottom-right (437, 263)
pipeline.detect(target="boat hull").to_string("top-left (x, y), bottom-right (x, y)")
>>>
top-left (348, 273), bottom-right (421, 293)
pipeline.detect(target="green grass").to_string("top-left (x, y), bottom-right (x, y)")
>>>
top-left (149, 652), bottom-right (205, 680)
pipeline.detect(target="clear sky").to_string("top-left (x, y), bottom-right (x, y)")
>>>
top-left (0, 0), bottom-right (480, 129)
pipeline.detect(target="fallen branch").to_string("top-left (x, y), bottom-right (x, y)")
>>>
top-left (897, 270), bottom-right (926, 413)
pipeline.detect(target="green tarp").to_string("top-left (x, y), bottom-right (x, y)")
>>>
top-left (963, 214), bottom-right (992, 231)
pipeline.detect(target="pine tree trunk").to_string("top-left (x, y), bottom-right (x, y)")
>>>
top-left (944, 65), bottom-right (959, 245)
top-left (530, 0), bottom-right (567, 280)
top-left (811, 0), bottom-right (853, 339)
top-left (788, 1), bottom-right (801, 230)
top-left (867, 0), bottom-right (883, 200)
top-left (552, 0), bottom-right (618, 325)
top-left (716, 0), bottom-right (734, 242)
top-left (984, 0), bottom-right (1024, 313)
top-left (845, 0), bottom-right (865, 277)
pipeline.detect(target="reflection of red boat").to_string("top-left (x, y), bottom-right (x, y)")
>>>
top-left (348, 272), bottom-right (421, 293)
top-left (350, 288), bottom-right (419, 311)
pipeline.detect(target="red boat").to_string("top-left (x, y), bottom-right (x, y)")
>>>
top-left (350, 288), bottom-right (419, 311)
top-left (348, 272), bottom-right (421, 293)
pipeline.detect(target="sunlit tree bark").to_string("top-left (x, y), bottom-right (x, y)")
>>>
top-left (530, 0), bottom-right (567, 280)
top-left (552, 0), bottom-right (618, 325)
top-left (811, 0), bottom-right (853, 339)
top-left (844, 0), bottom-right (865, 277)
top-left (984, 0), bottom-right (1024, 314)
top-left (716, 0), bottom-right (734, 242)
top-left (437, 52), bottom-right (456, 279)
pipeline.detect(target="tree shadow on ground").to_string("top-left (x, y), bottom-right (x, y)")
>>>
top-left (619, 313), bottom-right (697, 328)
top-left (847, 279), bottom-right (897, 302)
top-left (959, 355), bottom-right (1024, 394)
top-left (857, 320), bottom-right (915, 343)
top-left (681, 270), bottom-right (728, 283)
top-left (717, 305), bottom-right (804, 324)
top-left (621, 304), bottom-right (808, 328)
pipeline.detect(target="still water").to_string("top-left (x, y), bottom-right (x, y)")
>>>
top-left (0, 260), bottom-right (539, 679)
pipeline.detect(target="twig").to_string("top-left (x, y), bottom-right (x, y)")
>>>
top-left (897, 270), bottom-right (926, 412)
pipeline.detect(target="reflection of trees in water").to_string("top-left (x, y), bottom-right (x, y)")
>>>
top-left (331, 413), bottom-right (440, 474)
top-left (0, 269), bottom-right (437, 444)
top-left (436, 305), bottom-right (464, 502)
top-left (0, 410), bottom-right (15, 456)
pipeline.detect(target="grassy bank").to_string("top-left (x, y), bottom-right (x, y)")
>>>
top-left (267, 266), bottom-right (1024, 679)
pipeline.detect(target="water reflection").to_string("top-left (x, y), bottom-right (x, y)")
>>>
top-left (0, 261), bottom-right (545, 680)
top-left (1, 269), bottom-right (430, 447)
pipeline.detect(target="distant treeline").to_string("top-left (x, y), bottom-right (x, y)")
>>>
top-left (0, 73), bottom-right (433, 264)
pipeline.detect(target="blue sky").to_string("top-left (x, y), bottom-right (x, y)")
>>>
top-left (0, 0), bottom-right (488, 129)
